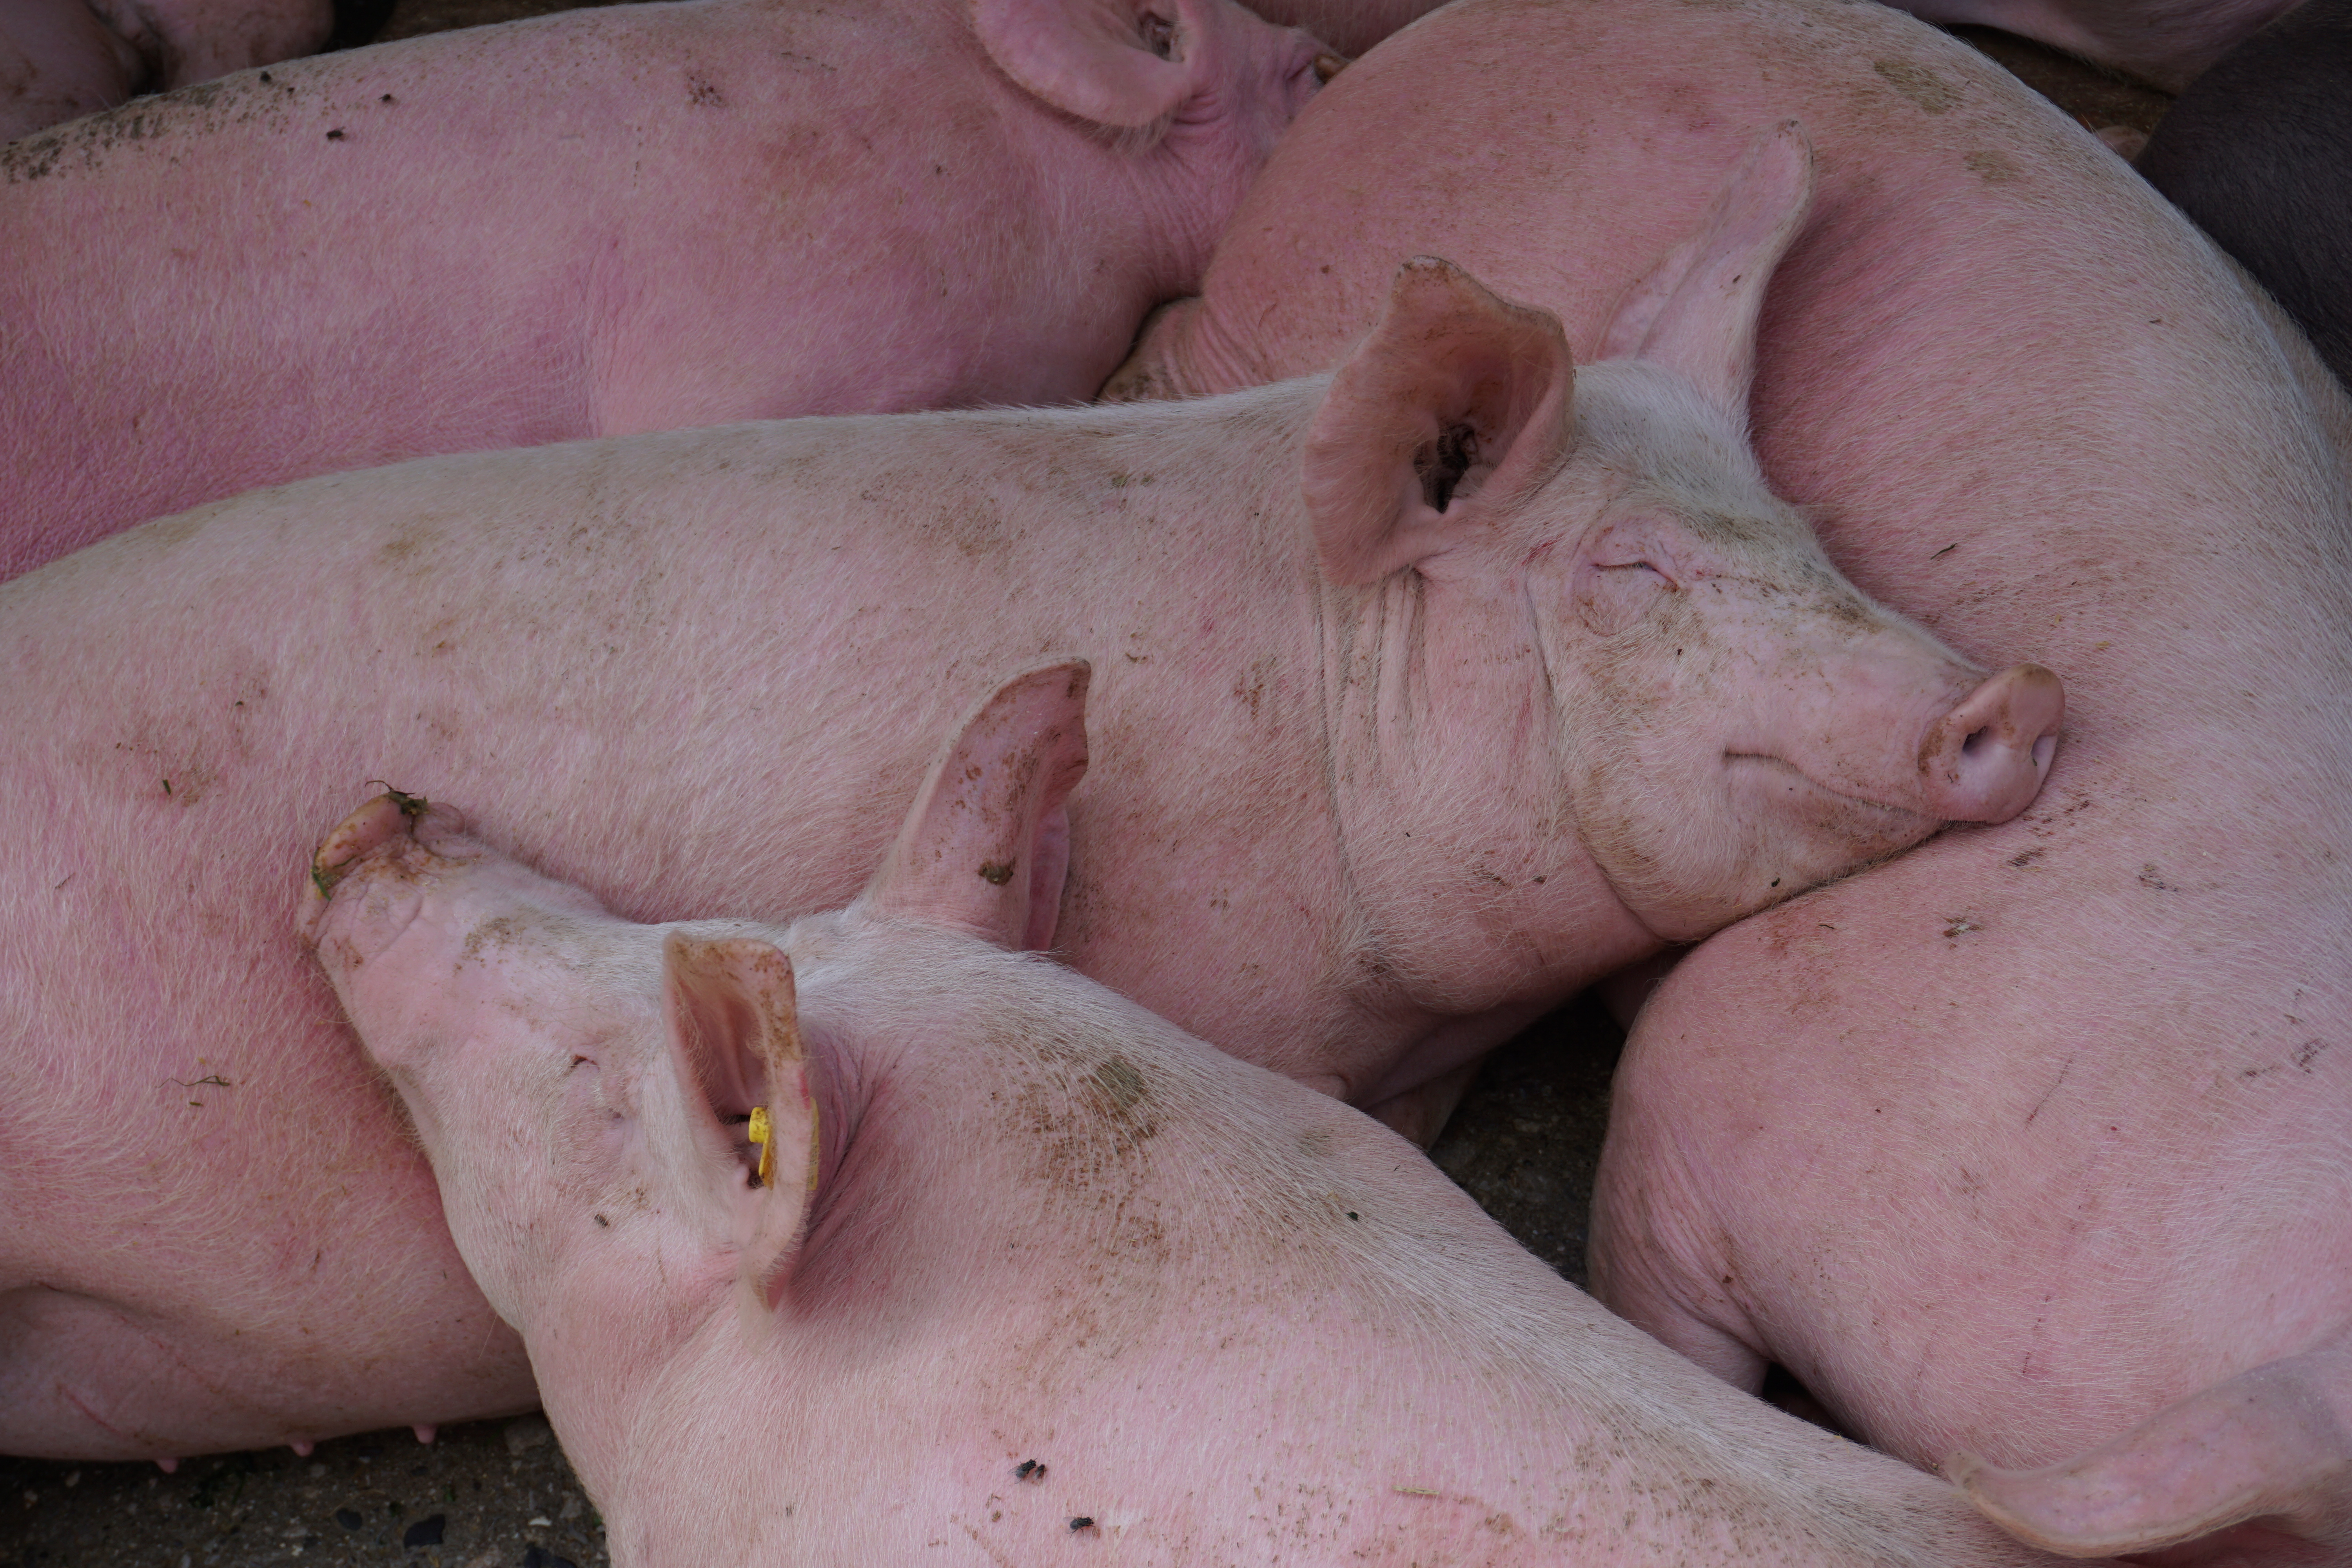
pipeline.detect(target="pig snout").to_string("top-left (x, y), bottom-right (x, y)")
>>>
top-left (1914, 663), bottom-right (2065, 822)
top-left (298, 791), bottom-right (455, 961)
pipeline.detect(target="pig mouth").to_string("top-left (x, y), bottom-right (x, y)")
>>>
top-left (1722, 751), bottom-right (1935, 830)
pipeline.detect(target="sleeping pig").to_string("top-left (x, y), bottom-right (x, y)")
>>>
top-left (0, 197), bottom-right (2054, 1458)
top-left (0, 0), bottom-right (1332, 577)
top-left (297, 663), bottom-right (2103, 1568)
top-left (1101, 0), bottom-right (2352, 1552)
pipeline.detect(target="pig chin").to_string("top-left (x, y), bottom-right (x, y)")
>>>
top-left (1586, 751), bottom-right (1940, 941)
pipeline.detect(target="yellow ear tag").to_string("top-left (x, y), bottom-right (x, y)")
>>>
top-left (747, 1105), bottom-right (775, 1187)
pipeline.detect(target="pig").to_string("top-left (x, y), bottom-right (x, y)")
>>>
top-left (2137, 0), bottom-right (2352, 387)
top-left (1106, 0), bottom-right (2352, 1556)
top-left (0, 0), bottom-right (330, 141)
top-left (296, 663), bottom-right (2107, 1568)
top-left (0, 209), bottom-right (2058, 1458)
top-left (0, 0), bottom-right (1334, 580)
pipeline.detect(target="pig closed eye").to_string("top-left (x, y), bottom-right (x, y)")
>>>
top-left (1575, 559), bottom-right (1672, 636)
top-left (1415, 423), bottom-right (1479, 513)
top-left (1139, 13), bottom-right (1175, 58)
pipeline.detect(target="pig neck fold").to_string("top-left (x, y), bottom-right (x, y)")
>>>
top-left (1051, 391), bottom-right (1657, 1101)
top-left (1309, 540), bottom-right (1662, 1063)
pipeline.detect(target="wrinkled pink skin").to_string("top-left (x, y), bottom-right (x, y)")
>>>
top-left (0, 0), bottom-right (1328, 580)
top-left (0, 241), bottom-right (2046, 1459)
top-left (291, 677), bottom-right (2100, 1568)
top-left (0, 0), bottom-right (331, 141)
top-left (1118, 0), bottom-right (2352, 1550)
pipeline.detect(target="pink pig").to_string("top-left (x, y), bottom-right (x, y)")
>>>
top-left (0, 0), bottom-right (330, 140)
top-left (1108, 0), bottom-right (2352, 1555)
top-left (297, 663), bottom-right (2107, 1568)
top-left (0, 190), bottom-right (2053, 1458)
top-left (0, 0), bottom-right (1332, 579)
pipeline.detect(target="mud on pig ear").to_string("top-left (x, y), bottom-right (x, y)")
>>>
top-left (972, 0), bottom-right (1214, 129)
top-left (858, 659), bottom-right (1091, 951)
top-left (659, 933), bottom-right (819, 1314)
top-left (1598, 120), bottom-right (1816, 422)
top-left (1301, 256), bottom-right (1576, 587)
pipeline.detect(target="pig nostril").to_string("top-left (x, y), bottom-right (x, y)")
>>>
top-left (2033, 733), bottom-right (2056, 771)
top-left (1958, 727), bottom-right (1988, 758)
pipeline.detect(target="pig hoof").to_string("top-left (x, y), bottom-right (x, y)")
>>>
top-left (309, 790), bottom-right (428, 900)
top-left (1312, 51), bottom-right (1348, 82)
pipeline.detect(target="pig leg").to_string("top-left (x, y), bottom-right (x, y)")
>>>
top-left (1952, 1321), bottom-right (2352, 1562)
top-left (1361, 1058), bottom-right (1481, 1147)
top-left (1587, 1096), bottom-right (1773, 1395)
top-left (1098, 298), bottom-right (1218, 402)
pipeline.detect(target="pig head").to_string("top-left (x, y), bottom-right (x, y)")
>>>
top-left (300, 666), bottom-right (1092, 1355)
top-left (1290, 130), bottom-right (2058, 1071)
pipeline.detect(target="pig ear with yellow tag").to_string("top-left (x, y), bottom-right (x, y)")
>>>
top-left (659, 931), bottom-right (817, 1316)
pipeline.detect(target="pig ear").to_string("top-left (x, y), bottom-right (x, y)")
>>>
top-left (1301, 256), bottom-right (1575, 586)
top-left (1598, 121), bottom-right (1815, 420)
top-left (971, 0), bottom-right (1207, 129)
top-left (1950, 1328), bottom-right (2352, 1559)
top-left (858, 661), bottom-right (1091, 950)
top-left (660, 933), bottom-right (820, 1312)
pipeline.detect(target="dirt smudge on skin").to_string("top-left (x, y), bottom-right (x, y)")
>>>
top-left (1964, 149), bottom-right (2022, 183)
top-left (1089, 1055), bottom-right (1148, 1118)
top-left (458, 914), bottom-right (525, 966)
top-left (1873, 58), bottom-right (1961, 113)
